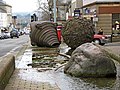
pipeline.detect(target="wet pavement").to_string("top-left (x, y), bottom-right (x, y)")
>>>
top-left (5, 42), bottom-right (120, 90)
top-left (5, 48), bottom-right (60, 90)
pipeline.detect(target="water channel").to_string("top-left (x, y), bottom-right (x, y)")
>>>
top-left (17, 42), bottom-right (120, 90)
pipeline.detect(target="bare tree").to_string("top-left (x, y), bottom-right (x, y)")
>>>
top-left (37, 0), bottom-right (50, 21)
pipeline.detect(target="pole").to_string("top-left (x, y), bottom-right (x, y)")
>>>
top-left (53, 0), bottom-right (56, 23)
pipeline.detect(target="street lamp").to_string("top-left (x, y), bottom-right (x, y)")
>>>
top-left (53, 0), bottom-right (56, 23)
top-left (93, 10), bottom-right (98, 33)
top-left (49, 8), bottom-right (53, 21)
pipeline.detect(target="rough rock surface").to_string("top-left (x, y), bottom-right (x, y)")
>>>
top-left (30, 21), bottom-right (60, 47)
top-left (62, 18), bottom-right (95, 49)
top-left (64, 43), bottom-right (117, 78)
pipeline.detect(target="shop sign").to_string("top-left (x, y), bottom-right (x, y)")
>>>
top-left (93, 17), bottom-right (98, 22)
top-left (74, 9), bottom-right (80, 17)
top-left (84, 8), bottom-right (90, 14)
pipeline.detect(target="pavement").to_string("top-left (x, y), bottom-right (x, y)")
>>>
top-left (5, 43), bottom-right (61, 90)
top-left (4, 41), bottom-right (120, 90)
top-left (104, 41), bottom-right (120, 57)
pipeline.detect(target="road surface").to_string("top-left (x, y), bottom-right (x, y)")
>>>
top-left (0, 35), bottom-right (29, 57)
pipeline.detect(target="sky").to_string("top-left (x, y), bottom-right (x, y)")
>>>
top-left (4, 0), bottom-right (39, 13)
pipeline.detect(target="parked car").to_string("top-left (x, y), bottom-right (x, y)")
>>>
top-left (4, 31), bottom-right (10, 39)
top-left (93, 34), bottom-right (108, 45)
top-left (0, 34), bottom-right (3, 39)
top-left (0, 32), bottom-right (5, 39)
top-left (10, 29), bottom-right (19, 38)
top-left (24, 29), bottom-right (30, 35)
top-left (18, 29), bottom-right (25, 36)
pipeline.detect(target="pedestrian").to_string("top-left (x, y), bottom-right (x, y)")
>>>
top-left (98, 27), bottom-right (103, 35)
top-left (115, 21), bottom-right (119, 30)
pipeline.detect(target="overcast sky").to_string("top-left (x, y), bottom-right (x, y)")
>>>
top-left (4, 0), bottom-right (41, 13)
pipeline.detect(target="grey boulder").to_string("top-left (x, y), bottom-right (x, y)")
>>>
top-left (64, 43), bottom-right (117, 78)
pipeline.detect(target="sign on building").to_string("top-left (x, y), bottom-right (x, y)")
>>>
top-left (74, 9), bottom-right (80, 17)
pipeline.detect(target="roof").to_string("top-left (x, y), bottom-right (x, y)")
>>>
top-left (0, 1), bottom-right (12, 13)
top-left (0, 1), bottom-right (12, 7)
top-left (0, 7), bottom-right (7, 13)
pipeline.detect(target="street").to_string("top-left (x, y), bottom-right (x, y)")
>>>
top-left (104, 42), bottom-right (120, 56)
top-left (0, 35), bottom-right (29, 57)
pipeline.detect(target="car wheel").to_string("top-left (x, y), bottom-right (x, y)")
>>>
top-left (94, 39), bottom-right (100, 45)
top-left (100, 43), bottom-right (105, 46)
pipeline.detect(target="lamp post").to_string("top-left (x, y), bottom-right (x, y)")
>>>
top-left (49, 8), bottom-right (53, 21)
top-left (53, 0), bottom-right (56, 23)
top-left (93, 10), bottom-right (98, 33)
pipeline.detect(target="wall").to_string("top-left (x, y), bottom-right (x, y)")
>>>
top-left (0, 54), bottom-right (15, 90)
top-left (0, 2), bottom-right (12, 28)
top-left (70, 0), bottom-right (83, 16)
top-left (0, 13), bottom-right (7, 27)
top-left (97, 14), bottom-right (112, 35)
top-left (97, 5), bottom-right (120, 34)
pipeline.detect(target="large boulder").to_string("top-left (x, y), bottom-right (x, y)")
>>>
top-left (62, 18), bottom-right (95, 49)
top-left (64, 43), bottom-right (117, 78)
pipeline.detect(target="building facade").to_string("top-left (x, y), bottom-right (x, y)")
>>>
top-left (68, 0), bottom-right (82, 17)
top-left (82, 0), bottom-right (120, 35)
top-left (48, 0), bottom-right (120, 35)
top-left (0, 1), bottom-right (12, 29)
top-left (48, 0), bottom-right (70, 22)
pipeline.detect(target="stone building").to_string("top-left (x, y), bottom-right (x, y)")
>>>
top-left (0, 1), bottom-right (12, 29)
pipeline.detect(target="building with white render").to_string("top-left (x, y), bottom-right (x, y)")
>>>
top-left (0, 1), bottom-right (12, 30)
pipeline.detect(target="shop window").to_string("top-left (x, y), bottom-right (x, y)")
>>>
top-left (112, 14), bottom-right (119, 19)
top-left (112, 14), bottom-right (120, 24)
top-left (112, 13), bottom-right (120, 36)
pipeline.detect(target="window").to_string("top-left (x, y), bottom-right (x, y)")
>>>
top-left (112, 13), bottom-right (120, 25)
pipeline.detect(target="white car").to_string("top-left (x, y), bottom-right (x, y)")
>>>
top-left (0, 33), bottom-right (5, 39)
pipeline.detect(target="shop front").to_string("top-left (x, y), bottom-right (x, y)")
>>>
top-left (82, 1), bottom-right (120, 37)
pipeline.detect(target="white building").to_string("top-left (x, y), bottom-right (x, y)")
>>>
top-left (69, 0), bottom-right (82, 17)
top-left (0, 1), bottom-right (12, 29)
top-left (48, 0), bottom-right (71, 22)
top-left (0, 11), bottom-right (7, 27)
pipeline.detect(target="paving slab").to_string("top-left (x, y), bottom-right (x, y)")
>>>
top-left (5, 47), bottom-right (60, 90)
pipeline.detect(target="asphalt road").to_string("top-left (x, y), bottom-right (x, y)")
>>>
top-left (0, 35), bottom-right (29, 57)
top-left (104, 42), bottom-right (120, 56)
